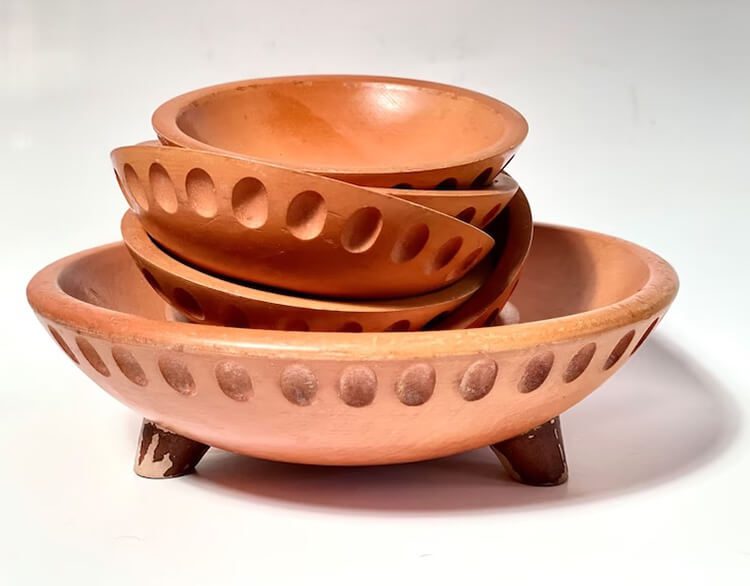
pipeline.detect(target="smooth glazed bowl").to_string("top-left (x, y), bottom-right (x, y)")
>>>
top-left (121, 211), bottom-right (490, 332)
top-left (112, 144), bottom-right (495, 299)
top-left (152, 75), bottom-right (528, 188)
top-left (27, 224), bottom-right (678, 465)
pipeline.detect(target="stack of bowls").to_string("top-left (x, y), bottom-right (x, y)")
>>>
top-left (27, 74), bottom-right (679, 483)
top-left (112, 75), bottom-right (532, 332)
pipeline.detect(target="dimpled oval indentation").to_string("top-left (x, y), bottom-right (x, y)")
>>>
top-left (112, 346), bottom-right (147, 386)
top-left (172, 288), bottom-right (204, 321)
top-left (632, 319), bottom-right (659, 354)
top-left (280, 364), bottom-right (318, 406)
top-left (185, 168), bottom-right (217, 217)
top-left (480, 203), bottom-right (503, 226)
top-left (456, 207), bottom-right (476, 223)
top-left (436, 178), bottom-right (458, 190)
top-left (471, 167), bottom-right (494, 188)
top-left (232, 177), bottom-right (268, 228)
top-left (75, 337), bottom-right (110, 376)
top-left (149, 163), bottom-right (178, 213)
top-left (341, 207), bottom-right (383, 253)
top-left (49, 326), bottom-right (78, 363)
top-left (141, 269), bottom-right (162, 293)
top-left (158, 356), bottom-right (195, 395)
top-left (519, 351), bottom-right (554, 393)
top-left (391, 223), bottom-right (430, 263)
top-left (338, 321), bottom-right (363, 332)
top-left (432, 236), bottom-right (463, 273)
top-left (563, 343), bottom-right (596, 383)
top-left (385, 319), bottom-right (411, 332)
top-left (115, 169), bottom-right (137, 211)
top-left (396, 363), bottom-right (436, 406)
top-left (460, 247), bottom-right (484, 273)
top-left (286, 191), bottom-right (327, 240)
top-left (123, 164), bottom-right (148, 210)
top-left (605, 330), bottom-right (636, 370)
top-left (459, 358), bottom-right (498, 401)
top-left (215, 360), bottom-right (253, 401)
top-left (338, 365), bottom-right (377, 407)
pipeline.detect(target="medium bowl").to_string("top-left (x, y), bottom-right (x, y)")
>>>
top-left (112, 144), bottom-right (495, 299)
top-left (27, 224), bottom-right (678, 465)
top-left (152, 75), bottom-right (528, 189)
top-left (121, 211), bottom-right (490, 332)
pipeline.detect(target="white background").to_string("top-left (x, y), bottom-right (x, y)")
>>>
top-left (2, 0), bottom-right (749, 583)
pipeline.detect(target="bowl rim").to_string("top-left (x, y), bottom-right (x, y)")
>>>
top-left (151, 74), bottom-right (529, 177)
top-left (27, 224), bottom-right (679, 361)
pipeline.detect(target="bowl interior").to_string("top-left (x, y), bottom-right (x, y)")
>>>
top-left (57, 226), bottom-right (650, 326)
top-left (163, 77), bottom-right (524, 173)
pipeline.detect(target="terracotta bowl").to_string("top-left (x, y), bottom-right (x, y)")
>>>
top-left (152, 75), bottom-right (528, 189)
top-left (436, 186), bottom-right (533, 329)
top-left (112, 144), bottom-right (495, 299)
top-left (27, 224), bottom-right (678, 466)
top-left (121, 211), bottom-right (490, 332)
top-left (371, 172), bottom-right (518, 229)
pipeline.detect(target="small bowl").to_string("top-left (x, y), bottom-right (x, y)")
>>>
top-left (121, 211), bottom-right (490, 332)
top-left (371, 172), bottom-right (518, 229)
top-left (152, 75), bottom-right (528, 188)
top-left (436, 185), bottom-right (533, 329)
top-left (112, 144), bottom-right (495, 299)
top-left (27, 224), bottom-right (678, 466)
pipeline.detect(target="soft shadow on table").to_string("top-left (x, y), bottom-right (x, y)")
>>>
top-left (190, 336), bottom-right (739, 513)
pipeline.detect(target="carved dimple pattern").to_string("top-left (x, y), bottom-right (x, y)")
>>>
top-left (115, 154), bottom-right (496, 284)
top-left (48, 321), bottom-right (650, 406)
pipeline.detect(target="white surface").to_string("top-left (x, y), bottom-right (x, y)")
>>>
top-left (2, 0), bottom-right (749, 583)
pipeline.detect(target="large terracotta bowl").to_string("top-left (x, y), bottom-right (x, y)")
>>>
top-left (27, 224), bottom-right (678, 468)
top-left (152, 75), bottom-right (528, 189)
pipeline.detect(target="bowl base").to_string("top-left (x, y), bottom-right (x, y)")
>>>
top-left (134, 420), bottom-right (209, 479)
top-left (133, 417), bottom-right (568, 487)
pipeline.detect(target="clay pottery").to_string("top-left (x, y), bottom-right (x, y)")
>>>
top-left (27, 223), bottom-right (678, 468)
top-left (121, 211), bottom-right (490, 332)
top-left (371, 172), bottom-right (519, 229)
top-left (112, 144), bottom-right (495, 299)
top-left (151, 75), bottom-right (528, 189)
top-left (436, 186), bottom-right (533, 329)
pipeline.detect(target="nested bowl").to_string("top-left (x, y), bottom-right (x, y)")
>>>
top-left (436, 185), bottom-right (533, 329)
top-left (152, 75), bottom-right (528, 189)
top-left (371, 172), bottom-right (518, 229)
top-left (112, 144), bottom-right (495, 299)
top-left (121, 211), bottom-right (489, 332)
top-left (27, 224), bottom-right (678, 466)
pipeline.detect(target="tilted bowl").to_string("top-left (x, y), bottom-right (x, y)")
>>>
top-left (112, 144), bottom-right (495, 299)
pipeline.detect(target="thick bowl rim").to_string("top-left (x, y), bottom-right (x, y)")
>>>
top-left (151, 74), bottom-right (529, 176)
top-left (27, 224), bottom-right (679, 360)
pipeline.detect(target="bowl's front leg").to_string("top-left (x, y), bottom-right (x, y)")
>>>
top-left (490, 417), bottom-right (568, 486)
top-left (134, 419), bottom-right (210, 479)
